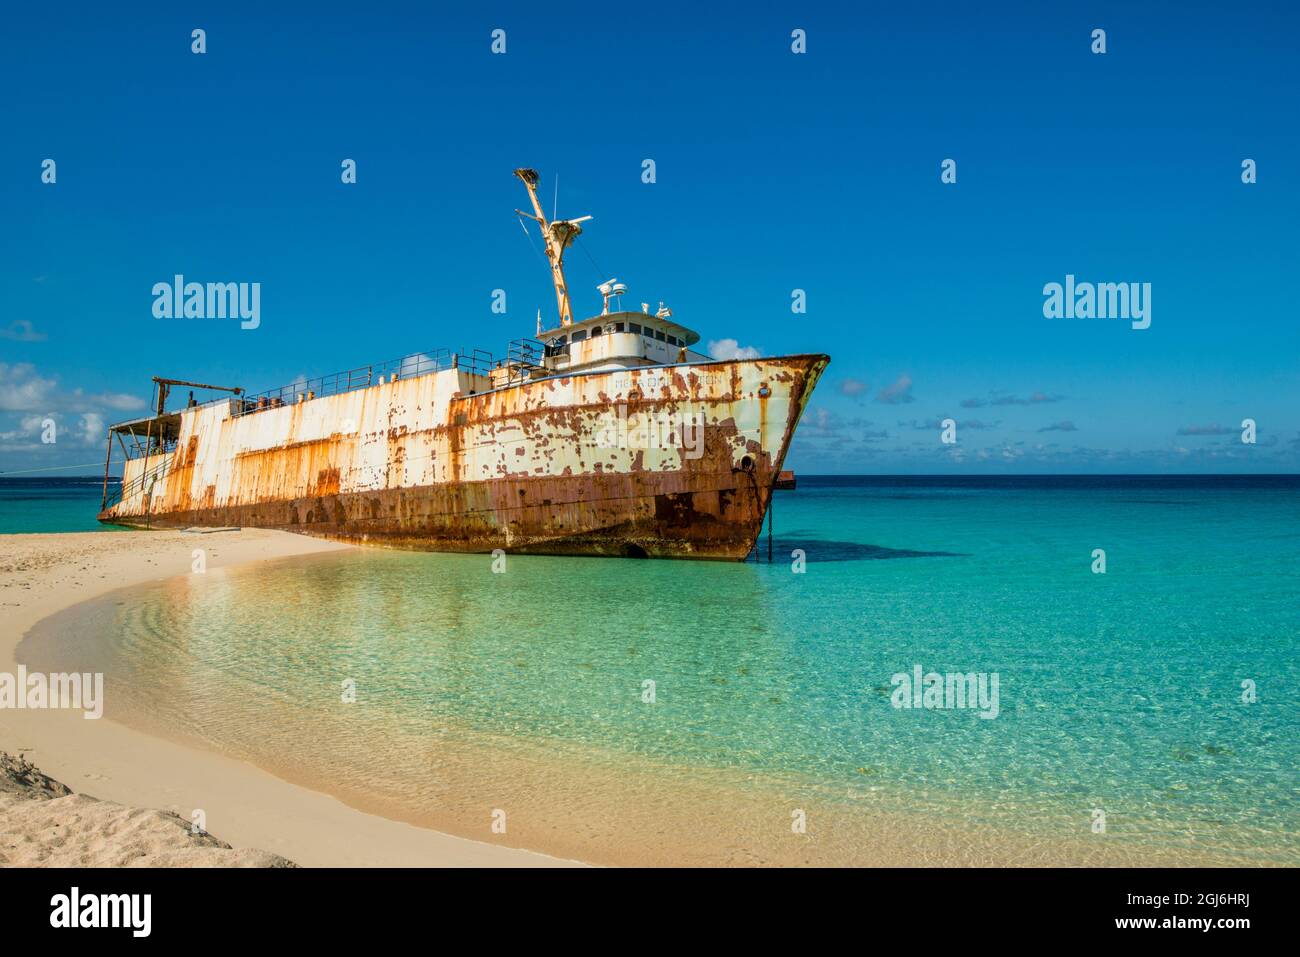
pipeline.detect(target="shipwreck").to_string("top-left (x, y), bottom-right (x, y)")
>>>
top-left (97, 169), bottom-right (829, 560)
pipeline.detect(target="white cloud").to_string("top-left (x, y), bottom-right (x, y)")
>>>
top-left (0, 364), bottom-right (147, 461)
top-left (0, 320), bottom-right (47, 342)
top-left (707, 338), bottom-right (761, 361)
top-left (398, 353), bottom-right (439, 377)
top-left (875, 374), bottom-right (915, 405)
top-left (0, 412), bottom-right (106, 451)
top-left (78, 413), bottom-right (106, 445)
top-left (0, 362), bottom-right (146, 415)
top-left (0, 363), bottom-right (58, 411)
top-left (98, 393), bottom-right (144, 411)
top-left (839, 377), bottom-right (869, 397)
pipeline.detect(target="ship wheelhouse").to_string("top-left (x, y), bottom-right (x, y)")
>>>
top-left (537, 311), bottom-right (709, 375)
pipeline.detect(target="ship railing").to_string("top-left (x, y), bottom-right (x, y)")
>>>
top-left (508, 337), bottom-right (545, 369)
top-left (231, 347), bottom-right (495, 418)
top-left (492, 338), bottom-right (546, 385)
top-left (118, 436), bottom-right (179, 461)
top-left (103, 453), bottom-right (173, 511)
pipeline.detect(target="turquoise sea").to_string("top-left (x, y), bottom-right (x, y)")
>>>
top-left (14, 475), bottom-right (1300, 865)
top-left (0, 477), bottom-right (125, 533)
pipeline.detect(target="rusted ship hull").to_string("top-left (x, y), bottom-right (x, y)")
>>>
top-left (99, 355), bottom-right (828, 560)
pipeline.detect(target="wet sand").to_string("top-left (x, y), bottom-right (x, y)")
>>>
top-left (0, 530), bottom-right (579, 867)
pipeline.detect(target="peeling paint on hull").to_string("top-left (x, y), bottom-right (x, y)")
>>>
top-left (100, 355), bottom-right (829, 561)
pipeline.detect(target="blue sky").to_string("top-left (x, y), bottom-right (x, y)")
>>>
top-left (2, 0), bottom-right (1297, 474)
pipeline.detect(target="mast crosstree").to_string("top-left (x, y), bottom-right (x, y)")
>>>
top-left (514, 168), bottom-right (591, 327)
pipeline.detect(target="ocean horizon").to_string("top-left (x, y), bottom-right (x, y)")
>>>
top-left (3, 472), bottom-right (1297, 534)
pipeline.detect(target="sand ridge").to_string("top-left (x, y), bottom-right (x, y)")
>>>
top-left (1, 751), bottom-right (296, 867)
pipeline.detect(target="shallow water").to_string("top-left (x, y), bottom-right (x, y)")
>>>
top-left (20, 476), bottom-right (1300, 865)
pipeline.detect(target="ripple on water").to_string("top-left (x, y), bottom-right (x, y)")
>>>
top-left (19, 481), bottom-right (1300, 865)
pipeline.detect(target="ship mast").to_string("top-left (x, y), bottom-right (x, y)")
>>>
top-left (514, 168), bottom-right (590, 327)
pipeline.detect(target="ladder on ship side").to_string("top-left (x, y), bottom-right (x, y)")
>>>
top-left (103, 455), bottom-right (172, 511)
top-left (501, 338), bottom-right (546, 383)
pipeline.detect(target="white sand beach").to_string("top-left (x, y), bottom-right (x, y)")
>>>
top-left (0, 529), bottom-right (580, 867)
top-left (1, 750), bottom-right (296, 866)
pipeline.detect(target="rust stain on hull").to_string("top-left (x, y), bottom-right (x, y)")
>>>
top-left (100, 355), bottom-right (829, 561)
top-left (114, 474), bottom-right (764, 560)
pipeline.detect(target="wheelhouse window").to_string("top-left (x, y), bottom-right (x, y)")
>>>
top-left (630, 323), bottom-right (642, 334)
top-left (667, 335), bottom-right (679, 346)
top-left (655, 330), bottom-right (666, 341)
top-left (572, 330), bottom-right (588, 342)
top-left (613, 322), bottom-right (625, 332)
top-left (592, 326), bottom-right (603, 336)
